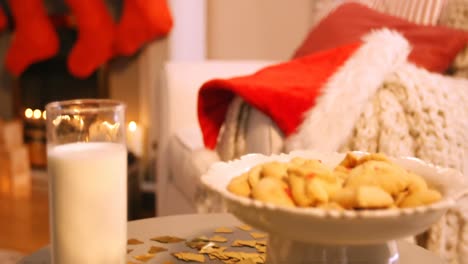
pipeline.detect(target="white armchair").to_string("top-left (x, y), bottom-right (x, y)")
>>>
top-left (156, 60), bottom-right (277, 216)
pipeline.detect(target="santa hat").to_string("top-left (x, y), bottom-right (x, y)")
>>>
top-left (197, 29), bottom-right (410, 151)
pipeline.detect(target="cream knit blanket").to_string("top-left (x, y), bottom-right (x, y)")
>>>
top-left (338, 63), bottom-right (468, 263)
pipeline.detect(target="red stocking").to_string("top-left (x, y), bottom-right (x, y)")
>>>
top-left (65, 0), bottom-right (115, 78)
top-left (115, 0), bottom-right (173, 56)
top-left (5, 0), bottom-right (59, 76)
top-left (0, 5), bottom-right (7, 32)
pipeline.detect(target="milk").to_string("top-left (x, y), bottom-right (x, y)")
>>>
top-left (48, 142), bottom-right (127, 264)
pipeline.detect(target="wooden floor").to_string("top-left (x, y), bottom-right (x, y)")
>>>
top-left (0, 171), bottom-right (50, 254)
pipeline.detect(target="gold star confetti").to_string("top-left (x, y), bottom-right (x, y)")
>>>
top-left (186, 237), bottom-right (211, 250)
top-left (133, 253), bottom-right (155, 262)
top-left (172, 252), bottom-right (205, 263)
top-left (237, 224), bottom-right (253, 231)
top-left (255, 244), bottom-right (267, 253)
top-left (215, 227), bottom-right (234, 233)
top-left (250, 232), bottom-right (267, 239)
top-left (209, 235), bottom-right (228, 243)
top-left (206, 248), bottom-right (266, 263)
top-left (127, 238), bottom-right (144, 245)
top-left (129, 226), bottom-right (268, 264)
top-left (200, 243), bottom-right (227, 254)
top-left (237, 259), bottom-right (256, 264)
top-left (151, 235), bottom-right (186, 243)
top-left (148, 245), bottom-right (168, 254)
top-left (208, 250), bottom-right (230, 261)
top-left (231, 240), bottom-right (257, 248)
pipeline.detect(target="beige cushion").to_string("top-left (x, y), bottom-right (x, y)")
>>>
top-left (167, 133), bottom-right (219, 204)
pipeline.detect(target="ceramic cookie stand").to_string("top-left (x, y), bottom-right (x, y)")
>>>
top-left (202, 150), bottom-right (468, 264)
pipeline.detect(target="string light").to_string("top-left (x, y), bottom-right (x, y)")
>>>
top-left (24, 108), bottom-right (33, 119)
top-left (128, 121), bottom-right (137, 132)
top-left (33, 109), bottom-right (42, 119)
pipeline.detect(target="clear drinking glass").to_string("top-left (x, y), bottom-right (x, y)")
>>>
top-left (46, 99), bottom-right (127, 264)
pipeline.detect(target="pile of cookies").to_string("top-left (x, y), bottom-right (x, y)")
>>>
top-left (227, 153), bottom-right (442, 209)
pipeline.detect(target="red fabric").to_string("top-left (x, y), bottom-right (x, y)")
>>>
top-left (293, 3), bottom-right (468, 73)
top-left (65, 0), bottom-right (115, 78)
top-left (114, 0), bottom-right (173, 56)
top-left (49, 14), bottom-right (75, 28)
top-left (198, 42), bottom-right (362, 149)
top-left (5, 0), bottom-right (59, 76)
top-left (0, 5), bottom-right (7, 32)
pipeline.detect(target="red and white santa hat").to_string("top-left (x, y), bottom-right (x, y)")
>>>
top-left (197, 29), bottom-right (410, 151)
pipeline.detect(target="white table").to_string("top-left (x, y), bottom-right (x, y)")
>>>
top-left (19, 213), bottom-right (444, 263)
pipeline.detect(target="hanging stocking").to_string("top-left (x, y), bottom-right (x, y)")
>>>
top-left (0, 5), bottom-right (7, 32)
top-left (5, 0), bottom-right (59, 76)
top-left (115, 0), bottom-right (173, 56)
top-left (65, 0), bottom-right (115, 78)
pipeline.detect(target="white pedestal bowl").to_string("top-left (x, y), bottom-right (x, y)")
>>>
top-left (201, 151), bottom-right (468, 264)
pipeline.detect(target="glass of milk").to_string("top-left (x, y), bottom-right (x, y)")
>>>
top-left (45, 99), bottom-right (127, 264)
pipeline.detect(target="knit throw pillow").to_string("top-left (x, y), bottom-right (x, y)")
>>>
top-left (439, 0), bottom-right (468, 31)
